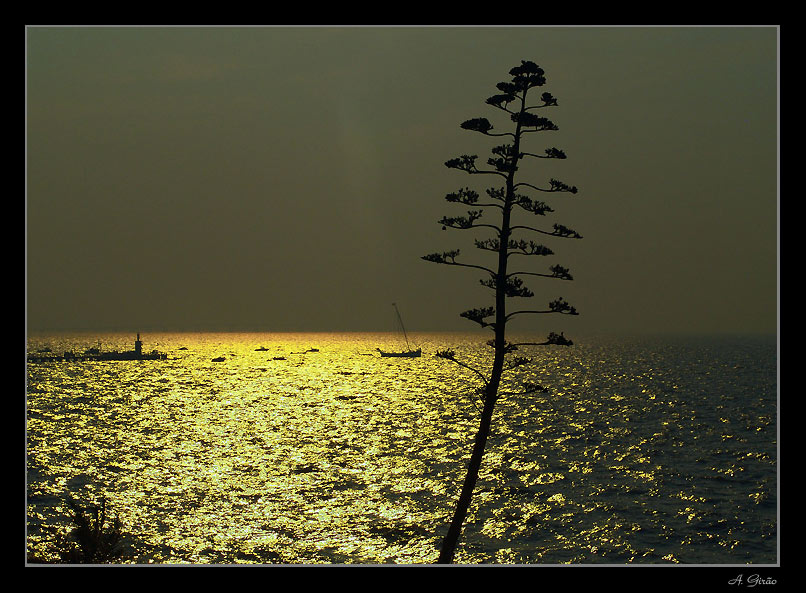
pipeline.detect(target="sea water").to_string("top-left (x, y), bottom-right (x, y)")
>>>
top-left (25, 332), bottom-right (778, 564)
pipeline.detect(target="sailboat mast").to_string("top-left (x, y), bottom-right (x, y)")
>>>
top-left (392, 302), bottom-right (410, 349)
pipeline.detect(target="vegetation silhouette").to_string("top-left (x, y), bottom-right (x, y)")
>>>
top-left (54, 496), bottom-right (126, 563)
top-left (423, 60), bottom-right (582, 564)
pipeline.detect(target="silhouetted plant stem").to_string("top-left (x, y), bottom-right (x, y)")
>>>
top-left (437, 382), bottom-right (498, 564)
top-left (438, 137), bottom-right (514, 564)
top-left (425, 61), bottom-right (581, 564)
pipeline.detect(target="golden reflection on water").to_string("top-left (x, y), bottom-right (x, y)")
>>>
top-left (28, 333), bottom-right (479, 563)
top-left (26, 332), bottom-right (777, 564)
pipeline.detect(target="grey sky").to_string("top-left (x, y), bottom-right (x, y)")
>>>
top-left (26, 26), bottom-right (779, 335)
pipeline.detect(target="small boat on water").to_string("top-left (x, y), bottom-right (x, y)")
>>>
top-left (212, 356), bottom-right (225, 362)
top-left (378, 303), bottom-right (422, 358)
top-left (27, 333), bottom-right (167, 363)
top-left (377, 348), bottom-right (421, 358)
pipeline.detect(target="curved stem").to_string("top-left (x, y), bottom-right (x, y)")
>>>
top-left (435, 260), bottom-right (496, 276)
top-left (506, 271), bottom-right (571, 280)
top-left (505, 309), bottom-right (564, 321)
top-left (441, 355), bottom-right (490, 385)
top-left (521, 128), bottom-right (557, 133)
top-left (513, 181), bottom-right (553, 192)
top-left (437, 393), bottom-right (496, 564)
top-left (466, 223), bottom-right (503, 233)
top-left (510, 224), bottom-right (580, 238)
top-left (478, 131), bottom-right (515, 138)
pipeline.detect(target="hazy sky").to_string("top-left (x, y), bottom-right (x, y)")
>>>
top-left (26, 26), bottom-right (778, 336)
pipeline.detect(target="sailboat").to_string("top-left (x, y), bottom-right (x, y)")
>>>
top-left (377, 303), bottom-right (422, 358)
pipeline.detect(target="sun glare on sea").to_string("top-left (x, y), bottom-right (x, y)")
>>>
top-left (27, 332), bottom-right (777, 564)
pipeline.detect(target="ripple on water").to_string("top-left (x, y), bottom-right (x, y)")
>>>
top-left (26, 332), bottom-right (777, 564)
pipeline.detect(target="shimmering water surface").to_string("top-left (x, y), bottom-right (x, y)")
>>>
top-left (26, 332), bottom-right (777, 564)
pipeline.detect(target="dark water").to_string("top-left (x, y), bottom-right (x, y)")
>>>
top-left (26, 332), bottom-right (777, 564)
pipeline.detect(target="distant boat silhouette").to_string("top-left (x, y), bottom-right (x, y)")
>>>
top-left (212, 356), bottom-right (225, 362)
top-left (377, 348), bottom-right (422, 358)
top-left (378, 303), bottom-right (422, 358)
top-left (27, 333), bottom-right (167, 363)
